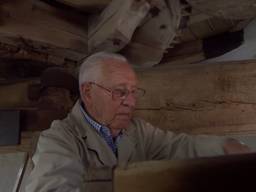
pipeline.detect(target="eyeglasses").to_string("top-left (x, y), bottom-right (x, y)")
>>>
top-left (89, 82), bottom-right (146, 100)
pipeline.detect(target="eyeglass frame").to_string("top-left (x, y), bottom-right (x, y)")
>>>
top-left (88, 82), bottom-right (146, 100)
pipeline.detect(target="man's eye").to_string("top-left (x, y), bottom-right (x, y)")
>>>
top-left (114, 89), bottom-right (126, 97)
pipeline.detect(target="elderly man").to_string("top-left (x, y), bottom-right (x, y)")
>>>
top-left (26, 52), bottom-right (249, 191)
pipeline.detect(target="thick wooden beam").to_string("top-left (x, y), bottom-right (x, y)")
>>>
top-left (186, 0), bottom-right (256, 19)
top-left (135, 59), bottom-right (256, 135)
top-left (0, 80), bottom-right (38, 110)
top-left (122, 0), bottom-right (182, 67)
top-left (55, 0), bottom-right (110, 11)
top-left (4, 60), bottom-right (256, 135)
top-left (0, 79), bottom-right (75, 110)
top-left (88, 0), bottom-right (150, 53)
top-left (161, 40), bottom-right (203, 64)
top-left (115, 153), bottom-right (256, 192)
top-left (0, 0), bottom-right (88, 65)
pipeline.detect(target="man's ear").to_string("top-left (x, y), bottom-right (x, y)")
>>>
top-left (80, 83), bottom-right (92, 102)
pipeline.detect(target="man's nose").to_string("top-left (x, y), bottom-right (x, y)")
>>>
top-left (121, 93), bottom-right (136, 107)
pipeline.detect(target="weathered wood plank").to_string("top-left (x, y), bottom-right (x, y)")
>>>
top-left (186, 0), bottom-right (256, 19)
top-left (135, 60), bottom-right (256, 134)
top-left (122, 0), bottom-right (182, 67)
top-left (161, 40), bottom-right (203, 65)
top-left (55, 0), bottom-right (110, 11)
top-left (88, 0), bottom-right (150, 53)
top-left (114, 153), bottom-right (256, 192)
top-left (31, 0), bottom-right (88, 38)
top-left (3, 60), bottom-right (256, 135)
top-left (0, 0), bottom-right (88, 64)
top-left (0, 80), bottom-right (38, 110)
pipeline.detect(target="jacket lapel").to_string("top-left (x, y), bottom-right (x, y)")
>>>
top-left (84, 127), bottom-right (117, 166)
top-left (117, 123), bottom-right (138, 165)
top-left (69, 101), bottom-right (117, 166)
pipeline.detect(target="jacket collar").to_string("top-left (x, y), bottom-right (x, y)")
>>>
top-left (68, 100), bottom-right (138, 166)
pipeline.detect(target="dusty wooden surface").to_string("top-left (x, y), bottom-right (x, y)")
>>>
top-left (0, 0), bottom-right (88, 65)
top-left (187, 0), bottom-right (256, 19)
top-left (121, 0), bottom-right (182, 67)
top-left (0, 79), bottom-right (38, 110)
top-left (54, 0), bottom-right (110, 11)
top-left (114, 153), bottom-right (256, 192)
top-left (88, 0), bottom-right (150, 53)
top-left (135, 60), bottom-right (256, 135)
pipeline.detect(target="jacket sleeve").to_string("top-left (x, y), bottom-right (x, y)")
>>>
top-left (25, 120), bottom-right (85, 192)
top-left (138, 120), bottom-right (226, 160)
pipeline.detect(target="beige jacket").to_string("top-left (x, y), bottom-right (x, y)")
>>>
top-left (26, 101), bottom-right (226, 192)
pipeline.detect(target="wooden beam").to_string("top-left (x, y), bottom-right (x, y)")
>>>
top-left (188, 13), bottom-right (211, 25)
top-left (122, 0), bottom-right (182, 67)
top-left (160, 52), bottom-right (205, 66)
top-left (88, 0), bottom-right (150, 53)
top-left (0, 80), bottom-right (38, 110)
top-left (162, 40), bottom-right (203, 60)
top-left (186, 0), bottom-right (256, 20)
top-left (115, 154), bottom-right (256, 192)
top-left (135, 59), bottom-right (256, 135)
top-left (4, 60), bottom-right (256, 136)
top-left (0, 0), bottom-right (88, 65)
top-left (55, 0), bottom-right (110, 11)
top-left (0, 80), bottom-right (75, 110)
top-left (160, 40), bottom-right (205, 66)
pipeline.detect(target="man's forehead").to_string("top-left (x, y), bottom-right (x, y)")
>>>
top-left (101, 59), bottom-right (136, 76)
top-left (112, 83), bottom-right (138, 89)
top-left (102, 58), bottom-right (132, 70)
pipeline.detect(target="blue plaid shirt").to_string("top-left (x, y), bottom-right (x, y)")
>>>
top-left (80, 103), bottom-right (122, 156)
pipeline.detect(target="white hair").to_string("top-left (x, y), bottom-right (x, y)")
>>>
top-left (78, 52), bottom-right (128, 93)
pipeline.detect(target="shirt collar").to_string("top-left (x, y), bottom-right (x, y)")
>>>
top-left (79, 101), bottom-right (123, 137)
top-left (79, 102), bottom-right (102, 133)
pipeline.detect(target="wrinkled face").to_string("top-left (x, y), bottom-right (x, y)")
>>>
top-left (81, 59), bottom-right (138, 135)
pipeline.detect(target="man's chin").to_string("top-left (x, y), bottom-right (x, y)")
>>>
top-left (110, 119), bottom-right (131, 130)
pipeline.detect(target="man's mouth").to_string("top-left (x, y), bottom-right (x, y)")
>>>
top-left (116, 113), bottom-right (131, 119)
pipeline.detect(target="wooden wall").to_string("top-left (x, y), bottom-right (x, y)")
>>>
top-left (2, 60), bottom-right (256, 154)
top-left (135, 60), bottom-right (256, 135)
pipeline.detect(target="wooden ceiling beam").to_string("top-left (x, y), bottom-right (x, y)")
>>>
top-left (136, 59), bottom-right (256, 134)
top-left (121, 0), bottom-right (183, 67)
top-left (186, 0), bottom-right (256, 20)
top-left (88, 0), bottom-right (150, 53)
top-left (54, 0), bottom-right (110, 12)
top-left (0, 0), bottom-right (88, 66)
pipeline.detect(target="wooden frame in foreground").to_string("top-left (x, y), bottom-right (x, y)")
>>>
top-left (114, 153), bottom-right (256, 192)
